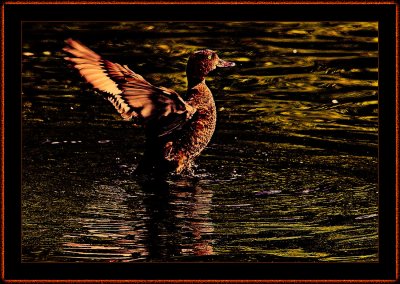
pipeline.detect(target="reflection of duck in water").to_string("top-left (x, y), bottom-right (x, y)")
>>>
top-left (130, 178), bottom-right (214, 260)
top-left (64, 39), bottom-right (235, 175)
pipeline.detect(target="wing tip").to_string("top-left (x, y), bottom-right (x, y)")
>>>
top-left (65, 38), bottom-right (78, 45)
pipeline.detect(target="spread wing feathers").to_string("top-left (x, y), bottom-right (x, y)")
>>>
top-left (63, 38), bottom-right (196, 135)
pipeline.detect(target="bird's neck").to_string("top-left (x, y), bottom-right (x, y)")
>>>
top-left (187, 76), bottom-right (205, 89)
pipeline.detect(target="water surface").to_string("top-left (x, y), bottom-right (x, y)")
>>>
top-left (22, 22), bottom-right (378, 262)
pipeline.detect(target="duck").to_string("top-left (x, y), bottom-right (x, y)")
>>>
top-left (63, 39), bottom-right (235, 175)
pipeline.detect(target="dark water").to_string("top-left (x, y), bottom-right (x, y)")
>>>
top-left (22, 22), bottom-right (378, 262)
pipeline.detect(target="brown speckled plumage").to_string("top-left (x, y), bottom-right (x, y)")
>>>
top-left (64, 40), bottom-right (235, 175)
top-left (163, 83), bottom-right (217, 173)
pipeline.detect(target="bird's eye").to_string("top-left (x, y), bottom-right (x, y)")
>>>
top-left (208, 55), bottom-right (212, 59)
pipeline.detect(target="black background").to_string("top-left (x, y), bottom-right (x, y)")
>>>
top-left (3, 3), bottom-right (397, 281)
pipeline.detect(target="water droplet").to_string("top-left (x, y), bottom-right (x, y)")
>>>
top-left (98, 140), bottom-right (110, 144)
top-left (43, 51), bottom-right (51, 56)
top-left (332, 99), bottom-right (339, 104)
top-left (293, 49), bottom-right (298, 54)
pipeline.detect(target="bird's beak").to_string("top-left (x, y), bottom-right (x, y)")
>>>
top-left (217, 59), bottom-right (235, 68)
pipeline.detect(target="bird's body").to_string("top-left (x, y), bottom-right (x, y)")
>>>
top-left (64, 39), bottom-right (234, 175)
top-left (162, 83), bottom-right (217, 173)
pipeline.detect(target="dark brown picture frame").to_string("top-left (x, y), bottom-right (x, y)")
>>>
top-left (1, 1), bottom-right (398, 283)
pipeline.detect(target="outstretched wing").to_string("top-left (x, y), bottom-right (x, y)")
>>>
top-left (63, 38), bottom-right (196, 136)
